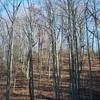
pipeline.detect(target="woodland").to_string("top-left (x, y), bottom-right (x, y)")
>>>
top-left (0, 0), bottom-right (100, 100)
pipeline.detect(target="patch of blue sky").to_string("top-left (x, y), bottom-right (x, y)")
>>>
top-left (0, 0), bottom-right (44, 19)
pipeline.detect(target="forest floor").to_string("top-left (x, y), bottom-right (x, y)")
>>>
top-left (0, 55), bottom-right (100, 100)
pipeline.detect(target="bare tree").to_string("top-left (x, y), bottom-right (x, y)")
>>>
top-left (0, 0), bottom-right (22, 99)
top-left (23, 0), bottom-right (37, 99)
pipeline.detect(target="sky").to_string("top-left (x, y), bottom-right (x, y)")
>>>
top-left (0, 0), bottom-right (43, 19)
top-left (0, 0), bottom-right (100, 52)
